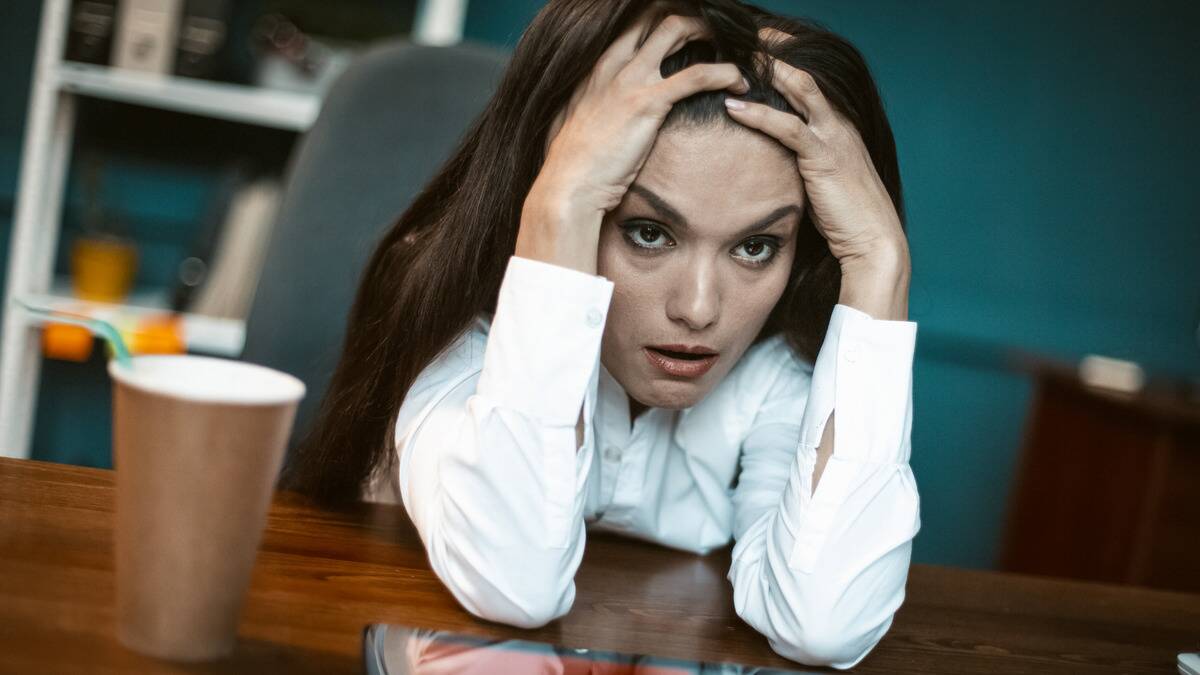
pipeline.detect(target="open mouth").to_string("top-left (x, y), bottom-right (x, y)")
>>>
top-left (648, 347), bottom-right (715, 361)
top-left (643, 345), bottom-right (720, 378)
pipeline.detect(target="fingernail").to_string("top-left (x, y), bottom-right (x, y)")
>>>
top-left (724, 98), bottom-right (746, 110)
top-left (739, 76), bottom-right (750, 92)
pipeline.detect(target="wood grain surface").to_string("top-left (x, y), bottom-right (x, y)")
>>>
top-left (2, 458), bottom-right (1197, 674)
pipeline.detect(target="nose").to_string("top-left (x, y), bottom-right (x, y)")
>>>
top-left (665, 256), bottom-right (720, 331)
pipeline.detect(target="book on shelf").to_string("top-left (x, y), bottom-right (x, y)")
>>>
top-left (112, 0), bottom-right (184, 74)
top-left (179, 173), bottom-right (282, 321)
top-left (170, 162), bottom-right (248, 313)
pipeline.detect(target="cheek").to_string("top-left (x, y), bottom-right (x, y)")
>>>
top-left (725, 254), bottom-right (795, 331)
top-left (597, 229), bottom-right (666, 340)
top-left (763, 251), bottom-right (796, 306)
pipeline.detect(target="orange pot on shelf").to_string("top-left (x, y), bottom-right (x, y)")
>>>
top-left (128, 316), bottom-right (186, 355)
top-left (41, 315), bottom-right (186, 363)
top-left (41, 322), bottom-right (94, 362)
top-left (70, 236), bottom-right (138, 303)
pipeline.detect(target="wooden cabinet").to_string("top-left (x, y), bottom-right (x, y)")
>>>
top-left (1000, 363), bottom-right (1200, 592)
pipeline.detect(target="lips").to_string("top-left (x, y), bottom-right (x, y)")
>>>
top-left (643, 344), bottom-right (720, 378)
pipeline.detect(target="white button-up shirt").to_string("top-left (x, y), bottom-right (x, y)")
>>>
top-left (364, 255), bottom-right (921, 670)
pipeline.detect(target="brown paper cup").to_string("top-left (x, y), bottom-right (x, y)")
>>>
top-left (108, 355), bottom-right (305, 661)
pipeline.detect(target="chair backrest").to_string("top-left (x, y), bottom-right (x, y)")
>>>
top-left (241, 40), bottom-right (508, 446)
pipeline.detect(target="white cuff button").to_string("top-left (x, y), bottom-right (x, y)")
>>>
top-left (586, 307), bottom-right (604, 328)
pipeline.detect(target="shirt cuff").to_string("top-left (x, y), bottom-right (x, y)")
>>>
top-left (475, 255), bottom-right (614, 424)
top-left (803, 303), bottom-right (917, 465)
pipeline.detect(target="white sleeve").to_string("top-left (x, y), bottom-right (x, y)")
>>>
top-left (397, 255), bottom-right (613, 628)
top-left (727, 303), bottom-right (921, 669)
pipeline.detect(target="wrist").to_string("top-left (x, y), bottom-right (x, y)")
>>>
top-left (522, 175), bottom-right (603, 223)
top-left (838, 233), bottom-right (909, 272)
top-left (517, 181), bottom-right (605, 276)
top-left (837, 239), bottom-right (911, 321)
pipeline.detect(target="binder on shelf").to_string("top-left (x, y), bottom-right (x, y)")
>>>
top-left (111, 0), bottom-right (184, 74)
top-left (174, 0), bottom-right (233, 80)
top-left (66, 0), bottom-right (118, 65)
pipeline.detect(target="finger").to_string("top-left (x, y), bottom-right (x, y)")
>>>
top-left (626, 14), bottom-right (711, 78)
top-left (723, 99), bottom-right (829, 167)
top-left (655, 63), bottom-right (746, 105)
top-left (766, 56), bottom-right (835, 126)
top-left (594, 9), bottom-right (660, 81)
top-left (758, 26), bottom-right (795, 47)
top-left (755, 26), bottom-right (794, 71)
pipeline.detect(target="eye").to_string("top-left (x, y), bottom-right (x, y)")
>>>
top-left (621, 222), bottom-right (676, 250)
top-left (731, 237), bottom-right (781, 267)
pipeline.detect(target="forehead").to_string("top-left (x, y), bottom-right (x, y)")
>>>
top-left (629, 126), bottom-right (803, 225)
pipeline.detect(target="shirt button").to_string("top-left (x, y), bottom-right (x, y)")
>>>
top-left (603, 446), bottom-right (620, 462)
top-left (586, 307), bottom-right (604, 328)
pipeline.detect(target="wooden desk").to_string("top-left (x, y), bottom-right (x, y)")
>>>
top-left (2, 458), bottom-right (1196, 674)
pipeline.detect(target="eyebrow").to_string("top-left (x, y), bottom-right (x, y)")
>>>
top-left (627, 184), bottom-right (801, 239)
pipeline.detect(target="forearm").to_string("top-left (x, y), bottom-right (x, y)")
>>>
top-left (515, 177), bottom-right (605, 276)
top-left (811, 240), bottom-right (911, 493)
top-left (731, 419), bottom-right (919, 668)
top-left (730, 292), bottom-right (919, 668)
top-left (837, 238), bottom-right (911, 321)
top-left (406, 401), bottom-right (589, 628)
top-left (730, 459), bottom-right (919, 668)
top-left (400, 256), bottom-right (613, 628)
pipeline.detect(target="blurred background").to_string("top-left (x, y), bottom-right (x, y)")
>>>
top-left (1, 1), bottom-right (1197, 589)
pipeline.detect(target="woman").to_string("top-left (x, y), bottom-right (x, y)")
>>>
top-left (286, 0), bottom-right (919, 669)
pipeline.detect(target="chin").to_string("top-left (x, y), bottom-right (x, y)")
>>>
top-left (635, 380), bottom-right (713, 410)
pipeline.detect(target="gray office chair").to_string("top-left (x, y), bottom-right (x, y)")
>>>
top-left (241, 40), bottom-right (508, 446)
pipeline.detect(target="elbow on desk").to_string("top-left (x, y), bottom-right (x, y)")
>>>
top-left (430, 542), bottom-right (578, 629)
top-left (763, 618), bottom-right (889, 670)
top-left (732, 583), bottom-right (893, 670)
top-left (455, 576), bottom-right (576, 629)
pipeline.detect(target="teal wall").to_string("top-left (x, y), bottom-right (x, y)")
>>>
top-left (467, 0), bottom-right (1200, 569)
top-left (0, 2), bottom-right (40, 273)
top-left (763, 0), bottom-right (1200, 568)
top-left (2, 1), bottom-right (1197, 571)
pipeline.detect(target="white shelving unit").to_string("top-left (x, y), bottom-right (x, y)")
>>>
top-left (0, 0), bottom-right (468, 459)
top-left (26, 279), bottom-right (247, 357)
top-left (56, 62), bottom-right (321, 131)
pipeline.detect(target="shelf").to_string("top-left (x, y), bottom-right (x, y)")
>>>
top-left (54, 62), bottom-right (321, 131)
top-left (20, 279), bottom-right (246, 358)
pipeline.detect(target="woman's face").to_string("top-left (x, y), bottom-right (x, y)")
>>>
top-left (598, 125), bottom-right (803, 412)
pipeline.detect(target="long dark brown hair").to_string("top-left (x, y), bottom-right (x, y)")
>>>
top-left (283, 0), bottom-right (906, 506)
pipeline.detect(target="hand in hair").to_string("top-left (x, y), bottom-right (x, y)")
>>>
top-left (724, 27), bottom-right (911, 320)
top-left (516, 12), bottom-right (749, 276)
